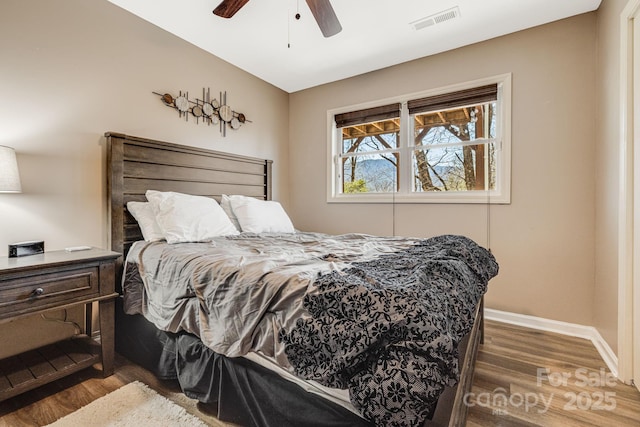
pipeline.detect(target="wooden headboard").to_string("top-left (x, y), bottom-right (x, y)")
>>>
top-left (106, 132), bottom-right (273, 282)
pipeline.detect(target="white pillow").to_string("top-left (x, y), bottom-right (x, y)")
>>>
top-left (146, 190), bottom-right (239, 243)
top-left (126, 201), bottom-right (165, 242)
top-left (229, 196), bottom-right (295, 233)
top-left (220, 194), bottom-right (243, 232)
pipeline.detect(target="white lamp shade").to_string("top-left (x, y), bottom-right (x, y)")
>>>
top-left (0, 145), bottom-right (22, 193)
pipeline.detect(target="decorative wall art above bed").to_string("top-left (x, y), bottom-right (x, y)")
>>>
top-left (152, 88), bottom-right (249, 137)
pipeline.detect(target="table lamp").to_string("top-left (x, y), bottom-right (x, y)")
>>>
top-left (0, 145), bottom-right (22, 193)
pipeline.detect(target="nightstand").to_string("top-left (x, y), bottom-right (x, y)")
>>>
top-left (0, 248), bottom-right (120, 401)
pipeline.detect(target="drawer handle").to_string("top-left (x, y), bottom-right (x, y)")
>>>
top-left (31, 287), bottom-right (45, 297)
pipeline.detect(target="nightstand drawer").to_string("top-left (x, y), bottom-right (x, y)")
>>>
top-left (0, 266), bottom-right (99, 316)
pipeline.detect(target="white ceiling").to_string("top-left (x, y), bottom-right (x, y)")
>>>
top-left (107, 0), bottom-right (602, 93)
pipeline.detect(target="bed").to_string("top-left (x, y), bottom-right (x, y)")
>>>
top-left (105, 132), bottom-right (498, 427)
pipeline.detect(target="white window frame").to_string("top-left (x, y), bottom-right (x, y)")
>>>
top-left (327, 74), bottom-right (512, 204)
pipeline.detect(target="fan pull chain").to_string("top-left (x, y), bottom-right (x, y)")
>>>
top-left (288, 9), bottom-right (291, 48)
top-left (289, 0), bottom-right (302, 48)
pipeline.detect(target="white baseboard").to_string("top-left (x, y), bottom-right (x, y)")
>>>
top-left (484, 308), bottom-right (619, 378)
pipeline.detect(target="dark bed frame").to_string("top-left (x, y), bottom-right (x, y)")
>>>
top-left (105, 131), bottom-right (483, 427)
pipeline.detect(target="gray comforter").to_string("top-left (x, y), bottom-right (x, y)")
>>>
top-left (123, 232), bottom-right (498, 426)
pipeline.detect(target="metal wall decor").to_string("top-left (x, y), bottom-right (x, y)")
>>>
top-left (152, 88), bottom-right (249, 137)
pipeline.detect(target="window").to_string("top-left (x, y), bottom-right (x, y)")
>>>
top-left (328, 74), bottom-right (511, 204)
top-left (337, 103), bottom-right (401, 194)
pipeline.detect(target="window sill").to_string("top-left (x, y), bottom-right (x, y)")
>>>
top-left (327, 192), bottom-right (510, 204)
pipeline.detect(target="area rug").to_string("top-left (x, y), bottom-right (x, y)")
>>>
top-left (46, 381), bottom-right (208, 427)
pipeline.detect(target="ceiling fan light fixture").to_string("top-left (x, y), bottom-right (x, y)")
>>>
top-left (212, 0), bottom-right (342, 38)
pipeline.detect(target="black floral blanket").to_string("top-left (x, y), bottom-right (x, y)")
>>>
top-left (279, 234), bottom-right (498, 426)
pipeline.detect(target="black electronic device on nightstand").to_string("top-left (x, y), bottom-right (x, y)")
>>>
top-left (8, 240), bottom-right (45, 258)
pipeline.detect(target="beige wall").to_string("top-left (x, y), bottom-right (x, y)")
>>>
top-left (0, 0), bottom-right (289, 356)
top-left (0, 0), bottom-right (290, 253)
top-left (289, 14), bottom-right (598, 326)
top-left (594, 0), bottom-right (628, 353)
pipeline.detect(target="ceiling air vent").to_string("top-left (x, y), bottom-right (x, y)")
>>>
top-left (411, 6), bottom-right (460, 31)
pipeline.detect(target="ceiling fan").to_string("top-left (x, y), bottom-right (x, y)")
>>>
top-left (213, 0), bottom-right (342, 38)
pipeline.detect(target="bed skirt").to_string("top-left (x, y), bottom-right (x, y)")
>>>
top-left (115, 297), bottom-right (474, 427)
top-left (115, 297), bottom-right (372, 427)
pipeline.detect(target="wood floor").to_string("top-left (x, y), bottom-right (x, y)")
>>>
top-left (467, 320), bottom-right (640, 426)
top-left (0, 319), bottom-right (638, 426)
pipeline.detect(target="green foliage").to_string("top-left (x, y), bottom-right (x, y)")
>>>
top-left (344, 179), bottom-right (368, 193)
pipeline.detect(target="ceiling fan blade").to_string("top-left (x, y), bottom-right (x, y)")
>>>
top-left (213, 0), bottom-right (249, 18)
top-left (305, 0), bottom-right (342, 38)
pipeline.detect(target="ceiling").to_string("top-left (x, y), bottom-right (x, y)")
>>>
top-left (107, 0), bottom-right (602, 93)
